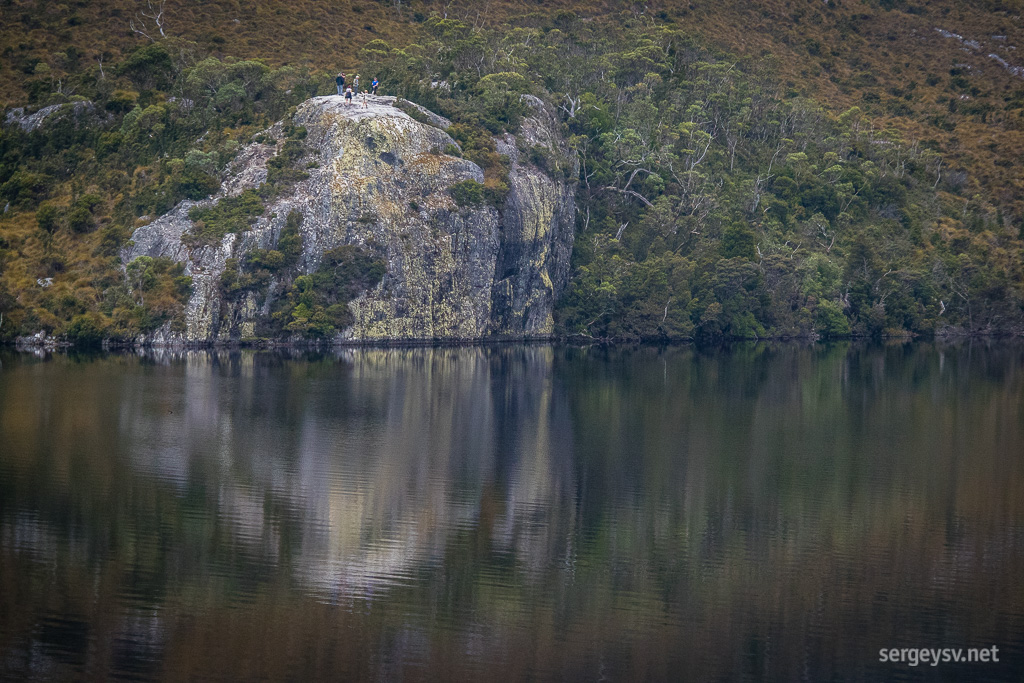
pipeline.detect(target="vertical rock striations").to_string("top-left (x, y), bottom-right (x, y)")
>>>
top-left (124, 95), bottom-right (577, 344)
top-left (493, 94), bottom-right (578, 336)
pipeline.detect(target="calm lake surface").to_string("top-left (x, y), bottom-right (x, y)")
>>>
top-left (1, 343), bottom-right (1022, 682)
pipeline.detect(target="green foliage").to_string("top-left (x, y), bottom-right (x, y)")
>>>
top-left (178, 167), bottom-right (221, 200)
top-left (267, 244), bottom-right (385, 339)
top-left (36, 202), bottom-right (60, 233)
top-left (220, 210), bottom-right (305, 304)
top-left (264, 135), bottom-right (309, 194)
top-left (449, 179), bottom-right (484, 206)
top-left (511, 18), bottom-right (1024, 340)
top-left (816, 300), bottom-right (851, 337)
top-left (67, 193), bottom-right (101, 233)
top-left (66, 205), bottom-right (93, 233)
top-left (185, 189), bottom-right (264, 247)
top-left (474, 71), bottom-right (529, 133)
top-left (1, 9), bottom-right (1022, 345)
top-left (2, 171), bottom-right (52, 208)
top-left (559, 247), bottom-right (696, 340)
top-left (277, 210), bottom-right (305, 262)
top-left (721, 224), bottom-right (757, 260)
top-left (64, 312), bottom-right (110, 347)
top-left (68, 255), bottom-right (195, 340)
top-left (0, 280), bottom-right (17, 342)
top-left (106, 89), bottom-right (138, 114)
top-left (116, 44), bottom-right (174, 91)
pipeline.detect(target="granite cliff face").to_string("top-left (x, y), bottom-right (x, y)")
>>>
top-left (123, 95), bottom-right (577, 344)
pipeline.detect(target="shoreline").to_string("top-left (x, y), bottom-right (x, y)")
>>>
top-left (6, 329), bottom-right (1023, 353)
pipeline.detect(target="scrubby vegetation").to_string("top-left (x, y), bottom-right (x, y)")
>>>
top-left (220, 210), bottom-right (306, 306)
top-left (1, 0), bottom-right (1023, 343)
top-left (0, 41), bottom-right (321, 342)
top-left (357, 14), bottom-right (1024, 339)
top-left (448, 179), bottom-right (485, 207)
top-left (219, 210), bottom-right (385, 339)
top-left (268, 245), bottom-right (386, 338)
top-left (185, 189), bottom-right (264, 247)
top-left (263, 125), bottom-right (310, 194)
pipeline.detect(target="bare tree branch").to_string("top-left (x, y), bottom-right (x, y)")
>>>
top-left (130, 0), bottom-right (167, 42)
top-left (604, 186), bottom-right (655, 208)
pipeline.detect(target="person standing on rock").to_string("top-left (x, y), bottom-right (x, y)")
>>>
top-left (361, 90), bottom-right (369, 108)
top-left (353, 74), bottom-right (360, 93)
top-left (345, 86), bottom-right (354, 105)
top-left (336, 72), bottom-right (345, 95)
top-left (371, 78), bottom-right (379, 95)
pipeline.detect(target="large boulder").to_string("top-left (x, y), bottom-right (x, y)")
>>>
top-left (124, 95), bottom-right (577, 344)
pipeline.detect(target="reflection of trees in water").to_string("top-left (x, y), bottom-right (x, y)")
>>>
top-left (1, 342), bottom-right (1023, 680)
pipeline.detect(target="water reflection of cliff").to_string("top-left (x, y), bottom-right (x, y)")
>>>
top-left (1, 343), bottom-right (1023, 681)
top-left (115, 346), bottom-right (578, 599)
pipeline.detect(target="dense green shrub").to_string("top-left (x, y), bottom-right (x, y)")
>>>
top-left (2, 171), bottom-right (53, 207)
top-left (449, 179), bottom-right (484, 206)
top-left (36, 202), bottom-right (60, 233)
top-left (64, 312), bottom-right (110, 346)
top-left (264, 138), bottom-right (309, 194)
top-left (116, 44), bottom-right (174, 90)
top-left (66, 194), bottom-right (101, 233)
top-left (220, 210), bottom-right (305, 304)
top-left (266, 244), bottom-right (385, 338)
top-left (178, 168), bottom-right (221, 200)
top-left (184, 189), bottom-right (264, 247)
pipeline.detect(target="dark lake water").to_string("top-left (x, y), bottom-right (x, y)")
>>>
top-left (1, 343), bottom-right (1022, 682)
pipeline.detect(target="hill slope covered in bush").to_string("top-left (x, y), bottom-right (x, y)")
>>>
top-left (1, 0), bottom-right (1022, 342)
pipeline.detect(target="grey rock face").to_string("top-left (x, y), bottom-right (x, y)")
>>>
top-left (493, 94), bottom-right (579, 336)
top-left (123, 95), bottom-right (576, 344)
top-left (4, 101), bottom-right (111, 133)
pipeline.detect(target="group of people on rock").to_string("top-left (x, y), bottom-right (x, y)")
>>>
top-left (336, 72), bottom-right (380, 107)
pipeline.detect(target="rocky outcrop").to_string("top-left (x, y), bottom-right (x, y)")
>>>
top-left (124, 95), bottom-right (577, 344)
top-left (4, 101), bottom-right (111, 133)
top-left (493, 95), bottom-right (578, 336)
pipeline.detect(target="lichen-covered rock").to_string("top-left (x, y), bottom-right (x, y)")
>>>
top-left (493, 94), bottom-right (579, 336)
top-left (123, 95), bottom-right (576, 344)
top-left (4, 101), bottom-right (111, 133)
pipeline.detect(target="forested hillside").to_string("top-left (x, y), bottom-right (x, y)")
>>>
top-left (1, 0), bottom-right (1023, 342)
